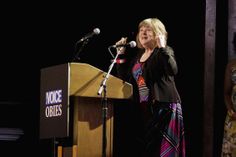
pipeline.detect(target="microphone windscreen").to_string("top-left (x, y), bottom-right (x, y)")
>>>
top-left (93, 28), bottom-right (100, 35)
top-left (129, 41), bottom-right (136, 48)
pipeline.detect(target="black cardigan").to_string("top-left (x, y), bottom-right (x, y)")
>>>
top-left (116, 46), bottom-right (181, 104)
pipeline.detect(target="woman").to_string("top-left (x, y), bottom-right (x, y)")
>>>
top-left (115, 18), bottom-right (186, 157)
top-left (221, 58), bottom-right (236, 157)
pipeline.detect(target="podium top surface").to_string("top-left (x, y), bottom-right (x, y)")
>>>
top-left (69, 62), bottom-right (133, 99)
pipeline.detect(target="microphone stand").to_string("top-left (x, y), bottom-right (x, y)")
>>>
top-left (97, 48), bottom-right (119, 157)
top-left (72, 39), bottom-right (89, 62)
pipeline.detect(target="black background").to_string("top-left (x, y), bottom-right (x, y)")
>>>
top-left (0, 1), bottom-right (228, 157)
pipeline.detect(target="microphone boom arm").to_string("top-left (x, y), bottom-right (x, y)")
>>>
top-left (72, 39), bottom-right (89, 62)
top-left (97, 48), bottom-right (120, 157)
top-left (97, 51), bottom-right (119, 95)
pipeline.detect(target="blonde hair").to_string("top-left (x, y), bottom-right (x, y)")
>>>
top-left (136, 18), bottom-right (168, 48)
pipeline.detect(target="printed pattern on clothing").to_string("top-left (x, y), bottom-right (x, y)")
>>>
top-left (132, 61), bottom-right (149, 103)
top-left (231, 67), bottom-right (236, 111)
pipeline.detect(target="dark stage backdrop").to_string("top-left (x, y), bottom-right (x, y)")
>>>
top-left (0, 1), bottom-right (224, 157)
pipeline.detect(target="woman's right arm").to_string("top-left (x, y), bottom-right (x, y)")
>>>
top-left (224, 62), bottom-right (236, 120)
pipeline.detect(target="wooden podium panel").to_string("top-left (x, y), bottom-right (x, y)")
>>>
top-left (40, 62), bottom-right (132, 157)
top-left (72, 97), bottom-right (113, 157)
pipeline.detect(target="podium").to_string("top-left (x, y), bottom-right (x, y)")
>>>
top-left (40, 62), bottom-right (133, 157)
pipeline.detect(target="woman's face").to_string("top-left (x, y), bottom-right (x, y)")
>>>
top-left (138, 25), bottom-right (156, 47)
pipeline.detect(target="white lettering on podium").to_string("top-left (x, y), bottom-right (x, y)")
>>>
top-left (44, 89), bottom-right (63, 118)
top-left (45, 90), bottom-right (62, 105)
top-left (45, 104), bottom-right (62, 117)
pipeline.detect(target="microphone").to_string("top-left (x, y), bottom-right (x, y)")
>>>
top-left (111, 41), bottom-right (136, 48)
top-left (77, 28), bottom-right (100, 44)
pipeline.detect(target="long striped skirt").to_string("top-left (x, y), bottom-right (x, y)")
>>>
top-left (143, 102), bottom-right (186, 157)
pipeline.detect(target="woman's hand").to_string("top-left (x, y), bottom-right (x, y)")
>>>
top-left (116, 37), bottom-right (127, 54)
top-left (156, 35), bottom-right (166, 48)
top-left (231, 111), bottom-right (236, 120)
top-left (228, 109), bottom-right (236, 120)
